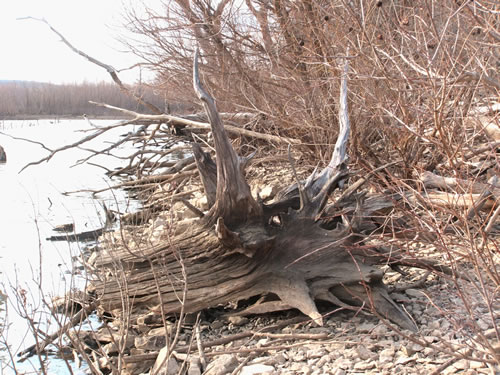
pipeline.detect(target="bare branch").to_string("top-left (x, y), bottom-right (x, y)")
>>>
top-left (18, 16), bottom-right (163, 114)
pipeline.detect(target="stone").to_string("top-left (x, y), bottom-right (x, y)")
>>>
top-left (93, 331), bottom-right (136, 348)
top-left (300, 365), bottom-right (312, 375)
top-left (405, 289), bottom-right (424, 298)
top-left (357, 322), bottom-right (377, 332)
top-left (240, 364), bottom-right (275, 375)
top-left (192, 195), bottom-right (209, 211)
top-left (152, 346), bottom-right (179, 375)
top-left (204, 354), bottom-right (239, 375)
top-left (379, 348), bottom-right (395, 364)
top-left (395, 355), bottom-right (416, 365)
top-left (333, 358), bottom-right (352, 370)
top-left (371, 324), bottom-right (388, 336)
top-left (453, 359), bottom-right (470, 370)
top-left (135, 335), bottom-right (167, 351)
top-left (102, 342), bottom-right (118, 355)
top-left (210, 320), bottom-right (225, 330)
top-left (188, 357), bottom-right (202, 375)
top-left (355, 345), bottom-right (374, 361)
top-left (306, 347), bottom-right (327, 359)
top-left (228, 316), bottom-right (249, 326)
top-left (148, 326), bottom-right (173, 336)
top-left (272, 353), bottom-right (287, 365)
top-left (401, 343), bottom-right (424, 356)
top-left (353, 361), bottom-right (376, 370)
top-left (259, 185), bottom-right (278, 201)
top-left (289, 362), bottom-right (306, 372)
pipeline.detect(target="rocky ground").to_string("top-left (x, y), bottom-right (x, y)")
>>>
top-left (68, 160), bottom-right (499, 375)
top-left (139, 273), bottom-right (499, 375)
top-left (68, 262), bottom-right (498, 375)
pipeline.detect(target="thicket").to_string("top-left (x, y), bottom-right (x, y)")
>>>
top-left (125, 0), bottom-right (499, 170)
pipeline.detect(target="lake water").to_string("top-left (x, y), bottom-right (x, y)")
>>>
top-left (0, 119), bottom-right (141, 374)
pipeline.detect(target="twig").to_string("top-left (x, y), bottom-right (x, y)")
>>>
top-left (429, 349), bottom-right (473, 375)
top-left (17, 302), bottom-right (96, 358)
top-left (230, 354), bottom-right (254, 375)
top-left (90, 101), bottom-right (301, 145)
top-left (390, 271), bottom-right (432, 293)
top-left (195, 314), bottom-right (207, 371)
top-left (483, 202), bottom-right (500, 236)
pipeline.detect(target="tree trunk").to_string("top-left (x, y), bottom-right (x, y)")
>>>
top-left (88, 51), bottom-right (418, 332)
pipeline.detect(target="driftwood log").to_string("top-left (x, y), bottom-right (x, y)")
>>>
top-left (88, 51), bottom-right (425, 332)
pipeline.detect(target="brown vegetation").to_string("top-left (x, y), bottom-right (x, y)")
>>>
top-left (4, 1), bottom-right (500, 374)
top-left (0, 81), bottom-right (166, 118)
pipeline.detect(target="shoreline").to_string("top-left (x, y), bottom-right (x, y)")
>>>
top-left (0, 115), bottom-right (131, 121)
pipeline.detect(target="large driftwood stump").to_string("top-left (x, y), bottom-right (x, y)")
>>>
top-left (89, 51), bottom-right (418, 331)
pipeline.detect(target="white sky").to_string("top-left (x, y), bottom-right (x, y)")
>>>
top-left (0, 0), bottom-right (155, 84)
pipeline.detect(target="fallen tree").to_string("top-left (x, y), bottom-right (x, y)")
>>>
top-left (84, 51), bottom-right (456, 335)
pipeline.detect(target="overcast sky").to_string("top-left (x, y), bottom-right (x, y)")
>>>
top-left (0, 0), bottom-right (154, 84)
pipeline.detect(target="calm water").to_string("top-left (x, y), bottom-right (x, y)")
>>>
top-left (0, 119), bottom-right (140, 374)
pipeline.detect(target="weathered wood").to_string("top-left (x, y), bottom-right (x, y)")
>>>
top-left (87, 53), bottom-right (421, 333)
top-left (89, 101), bottom-right (301, 145)
top-left (193, 49), bottom-right (262, 225)
top-left (420, 171), bottom-right (500, 198)
top-left (47, 228), bottom-right (107, 242)
top-left (416, 191), bottom-right (497, 211)
top-left (192, 143), bottom-right (217, 208)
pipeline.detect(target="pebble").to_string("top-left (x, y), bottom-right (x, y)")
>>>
top-left (370, 324), bottom-right (388, 336)
top-left (272, 354), bottom-right (287, 365)
top-left (228, 316), bottom-right (249, 326)
top-left (379, 348), bottom-right (395, 364)
top-left (306, 347), bottom-right (327, 359)
top-left (357, 322), bottom-right (377, 332)
top-left (405, 289), bottom-right (424, 298)
top-left (240, 364), bottom-right (275, 375)
top-left (356, 345), bottom-right (374, 360)
top-left (353, 361), bottom-right (376, 370)
top-left (204, 354), bottom-right (238, 375)
top-left (395, 355), bottom-right (416, 365)
top-left (333, 358), bottom-right (352, 370)
top-left (151, 346), bottom-right (179, 375)
top-left (210, 320), bottom-right (224, 330)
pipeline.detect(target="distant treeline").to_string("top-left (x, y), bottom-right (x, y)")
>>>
top-left (0, 80), bottom-right (172, 118)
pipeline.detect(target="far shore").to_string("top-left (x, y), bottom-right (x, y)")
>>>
top-left (0, 114), bottom-right (131, 121)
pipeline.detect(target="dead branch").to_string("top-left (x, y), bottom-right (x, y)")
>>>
top-left (19, 17), bottom-right (162, 114)
top-left (420, 171), bottom-right (500, 198)
top-left (89, 101), bottom-right (300, 145)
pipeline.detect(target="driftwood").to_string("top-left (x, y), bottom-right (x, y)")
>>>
top-left (47, 203), bottom-right (116, 241)
top-left (46, 228), bottom-right (107, 242)
top-left (420, 171), bottom-right (500, 198)
top-left (87, 51), bottom-right (430, 332)
top-left (89, 101), bottom-right (300, 145)
top-left (419, 192), bottom-right (497, 211)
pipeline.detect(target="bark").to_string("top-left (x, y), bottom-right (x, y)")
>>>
top-left (88, 52), bottom-right (420, 332)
